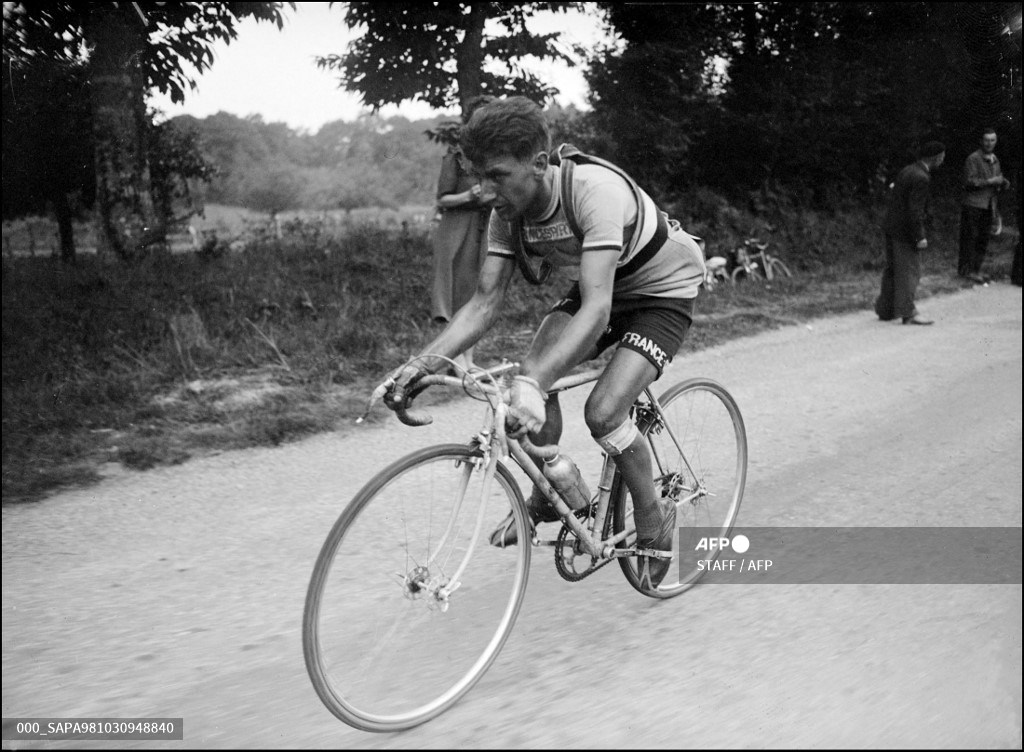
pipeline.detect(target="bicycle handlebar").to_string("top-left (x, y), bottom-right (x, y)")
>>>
top-left (362, 361), bottom-right (606, 457)
top-left (393, 374), bottom-right (450, 427)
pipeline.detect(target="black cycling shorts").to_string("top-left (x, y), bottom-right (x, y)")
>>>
top-left (549, 284), bottom-right (694, 375)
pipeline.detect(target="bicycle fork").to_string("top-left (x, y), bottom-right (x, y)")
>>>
top-left (405, 439), bottom-right (503, 612)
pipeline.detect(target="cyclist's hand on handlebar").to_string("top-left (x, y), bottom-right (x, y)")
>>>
top-left (383, 362), bottom-right (431, 411)
top-left (506, 375), bottom-right (547, 438)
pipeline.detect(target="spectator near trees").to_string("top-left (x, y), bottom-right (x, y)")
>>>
top-left (875, 141), bottom-right (946, 326)
top-left (957, 127), bottom-right (1012, 284)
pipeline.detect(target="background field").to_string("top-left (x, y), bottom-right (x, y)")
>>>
top-left (4, 194), bottom-right (1017, 504)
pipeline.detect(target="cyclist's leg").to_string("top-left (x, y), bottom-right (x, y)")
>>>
top-left (585, 348), bottom-right (661, 525)
top-left (522, 309), bottom-right (571, 451)
top-left (520, 293), bottom-right (606, 463)
top-left (585, 299), bottom-right (694, 588)
top-left (586, 350), bottom-right (675, 588)
top-left (489, 306), bottom-right (600, 545)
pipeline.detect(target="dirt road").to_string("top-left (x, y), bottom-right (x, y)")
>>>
top-left (3, 284), bottom-right (1021, 749)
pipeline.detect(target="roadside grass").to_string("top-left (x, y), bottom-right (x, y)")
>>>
top-left (2, 199), bottom-right (1018, 504)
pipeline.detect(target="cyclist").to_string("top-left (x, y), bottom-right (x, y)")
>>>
top-left (385, 97), bottom-right (705, 589)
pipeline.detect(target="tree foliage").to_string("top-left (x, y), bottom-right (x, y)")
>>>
top-left (318, 2), bottom-right (578, 117)
top-left (2, 2), bottom-right (288, 259)
top-left (586, 2), bottom-right (1022, 208)
top-left (174, 111), bottom-right (447, 211)
top-left (583, 4), bottom-right (723, 198)
top-left (1, 26), bottom-right (93, 260)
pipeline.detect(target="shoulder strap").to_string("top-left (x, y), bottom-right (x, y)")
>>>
top-left (553, 143), bottom-right (648, 256)
top-left (510, 217), bottom-right (551, 285)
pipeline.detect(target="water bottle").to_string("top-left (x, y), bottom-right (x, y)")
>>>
top-left (542, 453), bottom-right (591, 512)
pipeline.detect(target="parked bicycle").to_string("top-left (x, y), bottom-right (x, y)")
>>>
top-left (303, 357), bottom-right (747, 732)
top-left (730, 238), bottom-right (793, 283)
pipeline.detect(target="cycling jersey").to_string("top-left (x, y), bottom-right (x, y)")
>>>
top-left (486, 147), bottom-right (706, 300)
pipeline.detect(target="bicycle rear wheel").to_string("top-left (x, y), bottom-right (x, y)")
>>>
top-left (303, 443), bottom-right (531, 732)
top-left (768, 258), bottom-right (792, 279)
top-left (613, 379), bottom-right (747, 598)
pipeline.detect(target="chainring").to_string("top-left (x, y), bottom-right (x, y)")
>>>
top-left (554, 506), bottom-right (615, 582)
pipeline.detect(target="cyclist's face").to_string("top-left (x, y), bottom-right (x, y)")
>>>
top-left (472, 152), bottom-right (549, 221)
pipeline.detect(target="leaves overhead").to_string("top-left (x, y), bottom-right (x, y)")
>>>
top-left (317, 2), bottom-right (578, 113)
top-left (2, 2), bottom-right (290, 104)
top-left (586, 1), bottom-right (1021, 206)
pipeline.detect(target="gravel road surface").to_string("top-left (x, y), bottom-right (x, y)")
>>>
top-left (3, 284), bottom-right (1021, 749)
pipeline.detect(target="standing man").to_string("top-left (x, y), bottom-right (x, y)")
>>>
top-left (875, 141), bottom-right (946, 326)
top-left (958, 127), bottom-right (1011, 283)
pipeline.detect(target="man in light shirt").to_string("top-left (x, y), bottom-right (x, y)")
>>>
top-left (958, 128), bottom-right (1011, 284)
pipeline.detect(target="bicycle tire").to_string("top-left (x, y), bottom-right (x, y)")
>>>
top-left (612, 379), bottom-right (747, 599)
top-left (730, 266), bottom-right (761, 284)
top-left (303, 443), bottom-right (530, 732)
top-left (768, 258), bottom-right (792, 278)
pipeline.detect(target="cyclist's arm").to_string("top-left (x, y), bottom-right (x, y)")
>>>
top-left (414, 254), bottom-right (515, 373)
top-left (522, 249), bottom-right (617, 391)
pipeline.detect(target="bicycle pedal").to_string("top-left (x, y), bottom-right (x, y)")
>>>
top-left (633, 547), bottom-right (673, 559)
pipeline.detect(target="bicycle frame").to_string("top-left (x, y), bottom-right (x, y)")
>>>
top-left (394, 364), bottom-right (682, 601)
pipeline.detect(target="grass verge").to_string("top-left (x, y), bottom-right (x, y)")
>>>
top-left (2, 202), bottom-right (1018, 504)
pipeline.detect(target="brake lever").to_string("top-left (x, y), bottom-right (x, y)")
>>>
top-left (356, 378), bottom-right (393, 424)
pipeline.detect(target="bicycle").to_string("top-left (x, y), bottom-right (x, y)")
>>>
top-left (730, 238), bottom-right (793, 283)
top-left (303, 356), bottom-right (747, 732)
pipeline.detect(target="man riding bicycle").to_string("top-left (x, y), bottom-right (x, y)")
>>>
top-left (385, 96), bottom-right (706, 589)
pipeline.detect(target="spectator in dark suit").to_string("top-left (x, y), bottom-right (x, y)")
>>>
top-left (875, 141), bottom-right (946, 326)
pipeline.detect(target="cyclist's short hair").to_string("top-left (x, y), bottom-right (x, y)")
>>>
top-left (460, 96), bottom-right (550, 165)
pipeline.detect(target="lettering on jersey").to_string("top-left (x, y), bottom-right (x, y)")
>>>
top-left (523, 221), bottom-right (576, 244)
top-left (621, 332), bottom-right (669, 368)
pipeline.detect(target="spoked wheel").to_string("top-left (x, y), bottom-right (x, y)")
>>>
top-left (730, 265), bottom-right (761, 283)
top-left (303, 443), bottom-right (531, 732)
top-left (612, 379), bottom-right (747, 599)
top-left (767, 258), bottom-right (792, 279)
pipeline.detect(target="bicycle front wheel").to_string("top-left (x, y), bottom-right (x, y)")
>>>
top-left (303, 443), bottom-right (531, 732)
top-left (730, 266), bottom-right (761, 284)
top-left (613, 379), bottom-right (747, 598)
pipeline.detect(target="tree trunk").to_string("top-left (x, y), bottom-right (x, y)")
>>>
top-left (456, 5), bottom-right (487, 117)
top-left (83, 5), bottom-right (164, 261)
top-left (740, 2), bottom-right (759, 59)
top-left (53, 191), bottom-right (77, 263)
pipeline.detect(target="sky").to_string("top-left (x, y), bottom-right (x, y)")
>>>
top-left (147, 3), bottom-right (613, 133)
